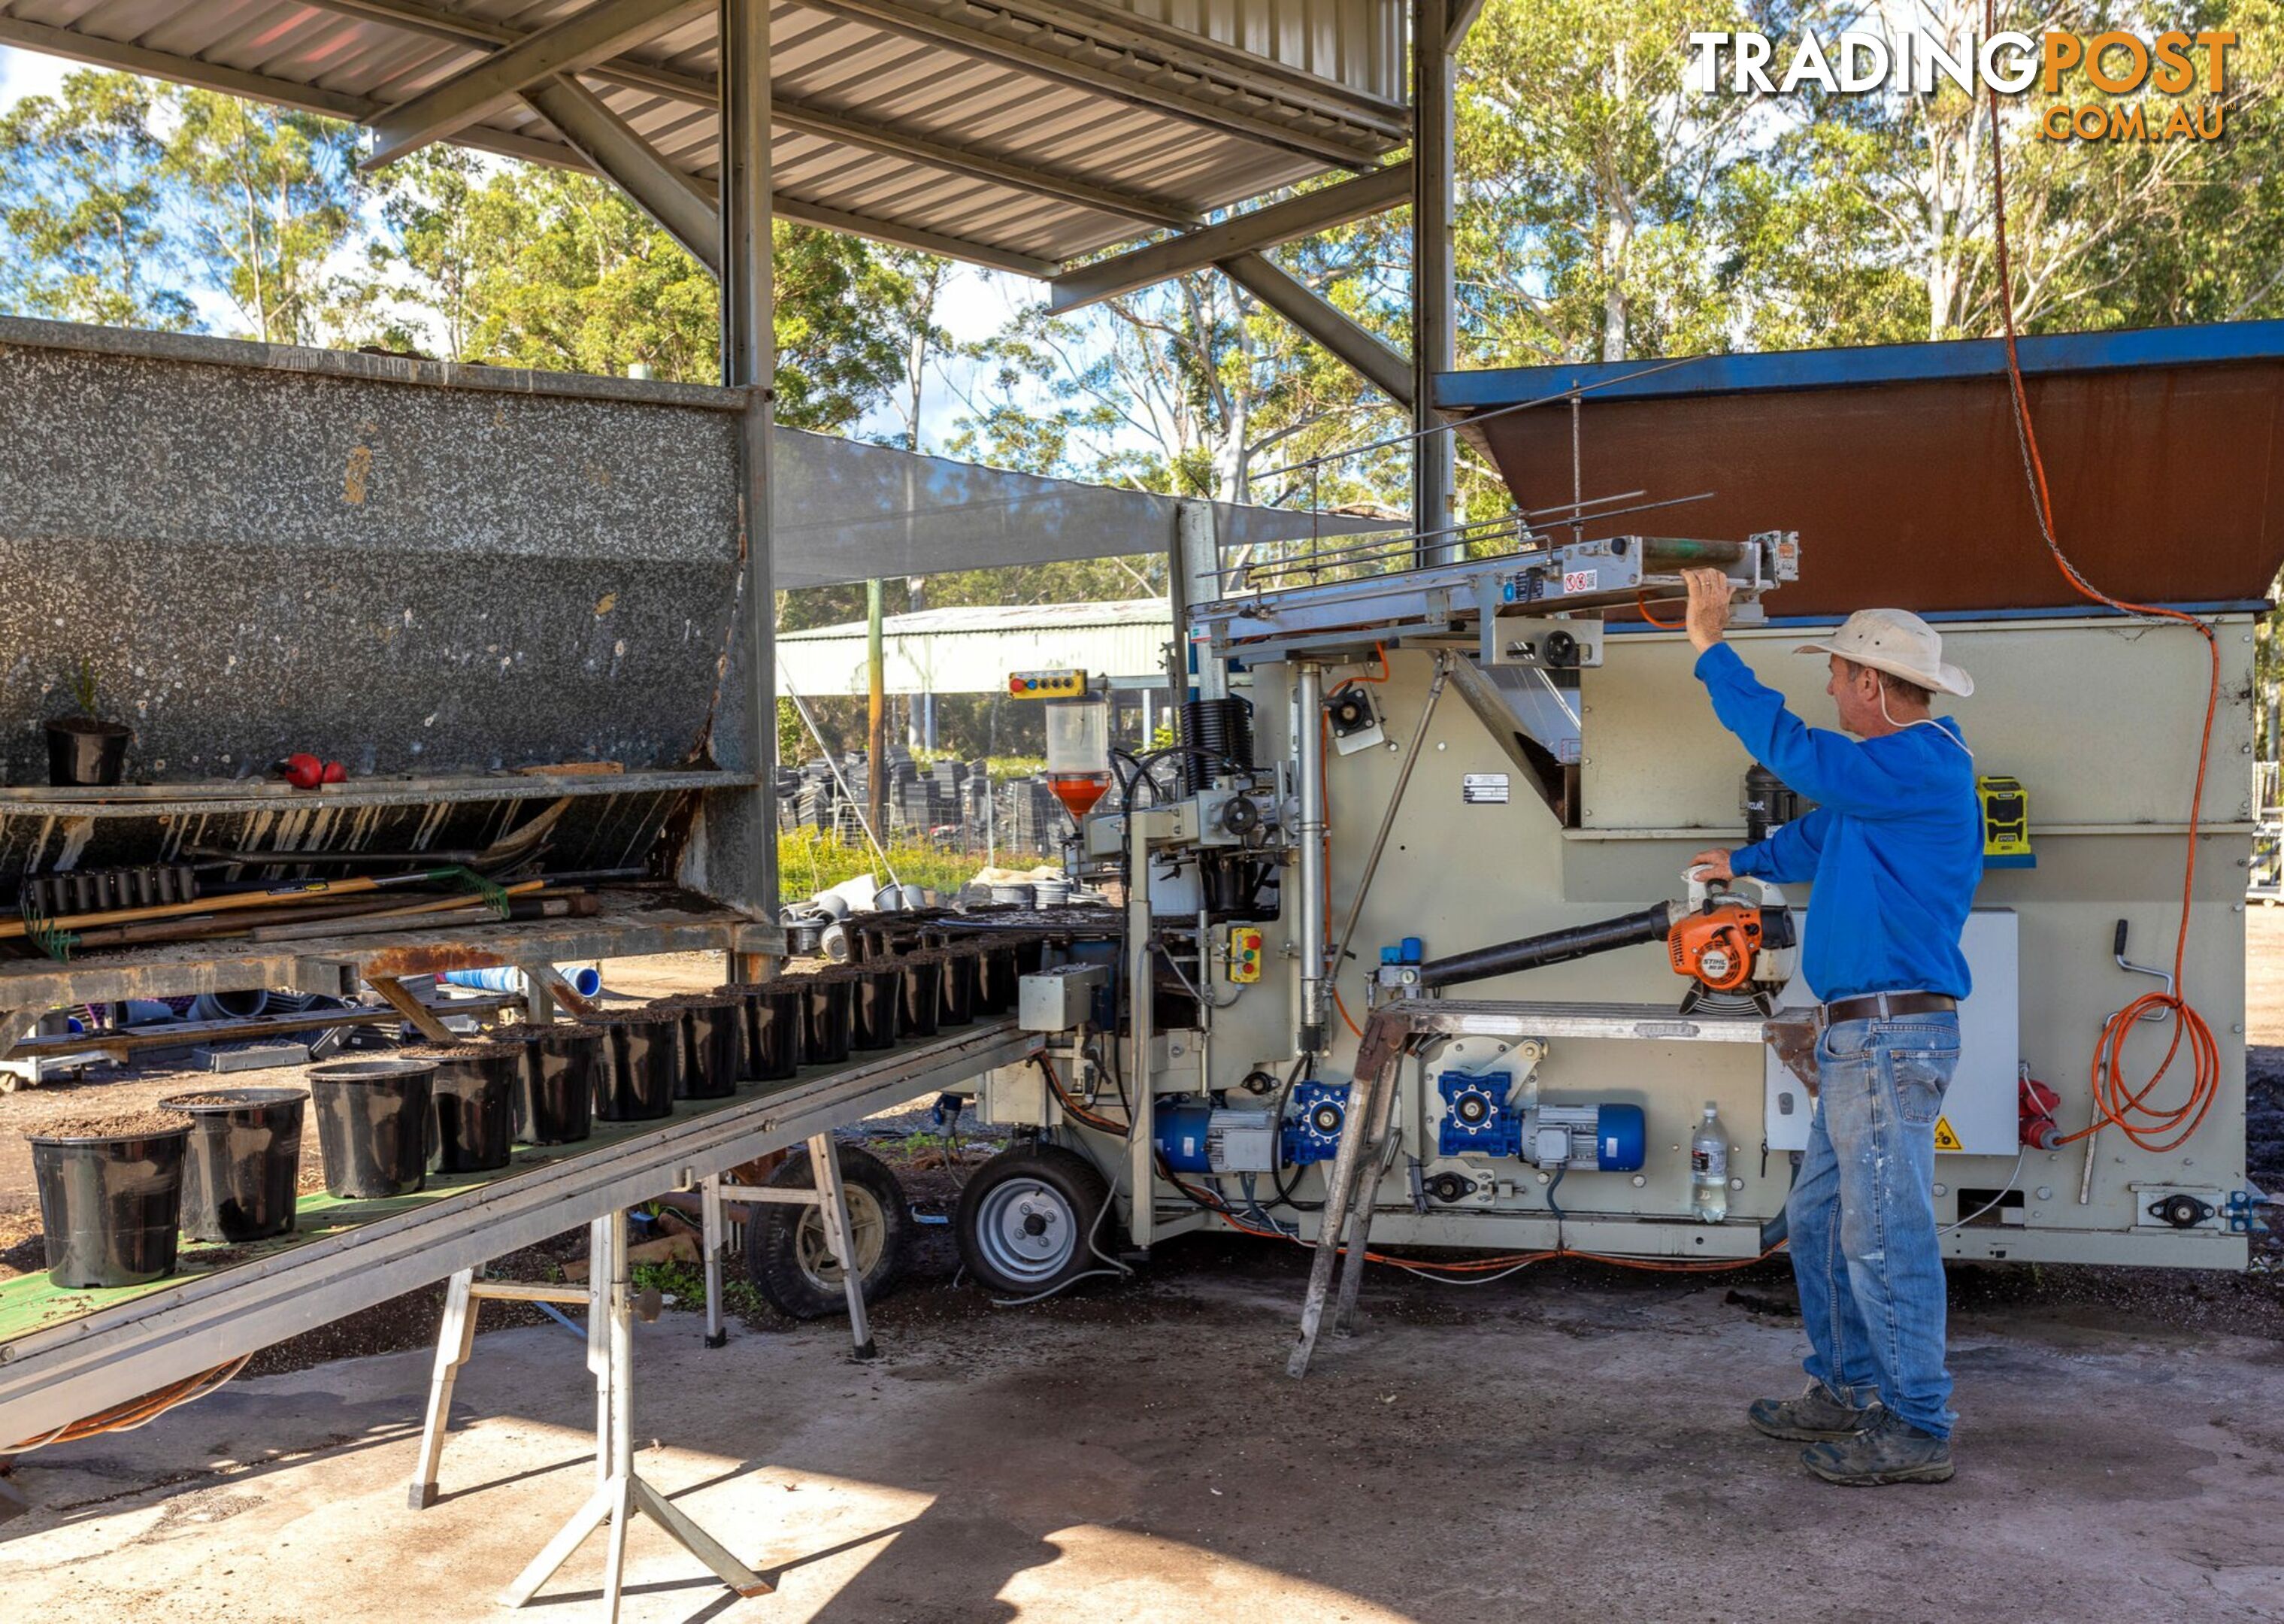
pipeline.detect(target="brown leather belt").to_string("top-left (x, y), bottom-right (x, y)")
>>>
top-left (1824, 991), bottom-right (1955, 1023)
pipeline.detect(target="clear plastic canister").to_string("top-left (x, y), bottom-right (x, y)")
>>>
top-left (1044, 695), bottom-right (1110, 820)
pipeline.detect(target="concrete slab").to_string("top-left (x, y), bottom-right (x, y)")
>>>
top-left (2, 1250), bottom-right (2280, 1623)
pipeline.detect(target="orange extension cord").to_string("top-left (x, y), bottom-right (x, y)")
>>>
top-left (1983, 22), bottom-right (2222, 1153)
top-left (3, 1355), bottom-right (252, 1456)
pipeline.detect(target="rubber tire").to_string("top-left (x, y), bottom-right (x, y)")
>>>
top-left (955, 1141), bottom-right (1113, 1298)
top-left (744, 1142), bottom-right (910, 1321)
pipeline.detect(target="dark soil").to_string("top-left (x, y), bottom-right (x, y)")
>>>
top-left (156, 1088), bottom-right (307, 1111)
top-left (26, 1109), bottom-right (192, 1140)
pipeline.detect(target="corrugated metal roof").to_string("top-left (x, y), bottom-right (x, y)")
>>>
top-left (0, 0), bottom-right (1407, 272)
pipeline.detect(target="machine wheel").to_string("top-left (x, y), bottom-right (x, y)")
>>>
top-left (956, 1142), bottom-right (1113, 1298)
top-left (744, 1142), bottom-right (910, 1320)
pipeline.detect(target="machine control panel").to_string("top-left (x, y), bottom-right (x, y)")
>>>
top-left (1226, 926), bottom-right (1264, 983)
top-left (1007, 668), bottom-right (1087, 698)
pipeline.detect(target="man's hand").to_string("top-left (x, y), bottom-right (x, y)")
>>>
top-left (1687, 847), bottom-right (1734, 883)
top-left (1683, 567), bottom-right (1733, 653)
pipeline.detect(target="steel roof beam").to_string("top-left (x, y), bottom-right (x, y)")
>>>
top-left (361, 0), bottom-right (712, 169)
top-left (789, 0), bottom-right (1386, 168)
top-left (1049, 162), bottom-right (1410, 311)
top-left (0, 16), bottom-right (584, 171)
top-left (1218, 252), bottom-right (1411, 406)
top-left (299, 0), bottom-right (1196, 226)
top-left (525, 78), bottom-right (1059, 278)
top-left (968, 0), bottom-right (1410, 133)
top-left (1446, 0), bottom-right (1489, 53)
top-left (523, 77), bottom-right (722, 274)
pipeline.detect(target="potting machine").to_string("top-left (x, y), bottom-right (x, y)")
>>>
top-left (952, 470), bottom-right (2261, 1346)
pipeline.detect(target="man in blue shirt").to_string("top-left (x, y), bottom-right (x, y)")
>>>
top-left (1680, 568), bottom-right (1981, 1487)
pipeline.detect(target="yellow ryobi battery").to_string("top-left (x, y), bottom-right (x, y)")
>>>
top-left (1977, 774), bottom-right (2031, 859)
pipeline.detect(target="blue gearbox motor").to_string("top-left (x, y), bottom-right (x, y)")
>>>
top-left (1437, 1071), bottom-right (1521, 1158)
top-left (1281, 1081), bottom-right (1349, 1165)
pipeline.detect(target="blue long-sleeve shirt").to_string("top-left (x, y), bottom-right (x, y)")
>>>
top-left (1694, 643), bottom-right (1981, 1001)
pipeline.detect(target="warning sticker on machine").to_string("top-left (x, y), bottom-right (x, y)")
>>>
top-left (1932, 1116), bottom-right (1962, 1152)
top-left (1562, 569), bottom-right (1598, 594)
top-left (1462, 773), bottom-right (1510, 804)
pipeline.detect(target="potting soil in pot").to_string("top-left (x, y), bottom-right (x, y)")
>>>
top-left (28, 1111), bottom-right (192, 1288)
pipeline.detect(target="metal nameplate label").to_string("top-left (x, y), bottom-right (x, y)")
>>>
top-left (1462, 773), bottom-right (1510, 804)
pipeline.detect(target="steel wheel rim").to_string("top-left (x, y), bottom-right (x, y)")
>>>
top-left (972, 1176), bottom-right (1080, 1283)
top-left (794, 1183), bottom-right (886, 1288)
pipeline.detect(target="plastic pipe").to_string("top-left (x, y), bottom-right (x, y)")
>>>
top-left (441, 965), bottom-right (602, 998)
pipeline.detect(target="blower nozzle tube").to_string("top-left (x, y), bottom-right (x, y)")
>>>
top-left (1416, 902), bottom-right (1680, 992)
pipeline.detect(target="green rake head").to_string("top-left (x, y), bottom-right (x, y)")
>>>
top-left (439, 866), bottom-right (513, 920)
top-left (18, 898), bottom-right (74, 963)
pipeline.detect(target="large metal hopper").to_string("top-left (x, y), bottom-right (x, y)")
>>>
top-left (1437, 323), bottom-right (2284, 619)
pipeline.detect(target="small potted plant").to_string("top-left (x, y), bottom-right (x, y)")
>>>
top-left (47, 656), bottom-right (132, 787)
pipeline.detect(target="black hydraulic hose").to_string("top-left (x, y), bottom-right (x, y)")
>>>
top-left (1416, 902), bottom-right (1678, 992)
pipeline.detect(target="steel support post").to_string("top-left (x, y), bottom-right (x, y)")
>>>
top-left (700, 1174), bottom-right (729, 1347)
top-left (1293, 661), bottom-right (1328, 1055)
top-left (1411, 0), bottom-right (1457, 565)
top-left (503, 1210), bottom-right (769, 1618)
top-left (408, 1268), bottom-right (478, 1509)
top-left (1176, 501), bottom-right (1225, 701)
top-left (1125, 822), bottom-right (1157, 1250)
top-left (722, 0), bottom-right (779, 926)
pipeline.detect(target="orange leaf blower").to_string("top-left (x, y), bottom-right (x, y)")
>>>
top-left (1416, 875), bottom-right (1798, 1014)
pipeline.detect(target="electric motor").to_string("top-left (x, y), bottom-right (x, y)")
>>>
top-left (1520, 1103), bottom-right (1646, 1172)
top-left (1156, 1103), bottom-right (1279, 1173)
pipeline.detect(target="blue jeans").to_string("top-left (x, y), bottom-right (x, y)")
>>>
top-left (1786, 1012), bottom-right (1960, 1439)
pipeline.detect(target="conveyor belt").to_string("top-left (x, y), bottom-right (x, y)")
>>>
top-left (0, 1020), bottom-right (1034, 1447)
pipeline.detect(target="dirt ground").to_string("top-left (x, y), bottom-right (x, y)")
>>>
top-left (1, 938), bottom-right (2281, 1619)
top-left (1, 1241), bottom-right (2280, 1624)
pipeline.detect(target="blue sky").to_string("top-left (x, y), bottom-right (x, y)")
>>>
top-left (0, 41), bottom-right (1036, 455)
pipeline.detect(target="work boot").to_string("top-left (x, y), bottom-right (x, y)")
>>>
top-left (1748, 1380), bottom-right (1878, 1441)
top-left (1801, 1410), bottom-right (1955, 1486)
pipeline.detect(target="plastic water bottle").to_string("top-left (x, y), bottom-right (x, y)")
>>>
top-left (1691, 1101), bottom-right (1730, 1223)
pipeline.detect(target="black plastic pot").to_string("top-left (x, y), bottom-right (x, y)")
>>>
top-left (898, 956), bottom-right (943, 1039)
top-left (310, 1060), bottom-right (435, 1198)
top-left (30, 1124), bottom-right (190, 1288)
top-left (1013, 934), bottom-right (1048, 977)
top-left (731, 984), bottom-right (803, 1080)
top-left (597, 1012), bottom-right (677, 1121)
top-left (46, 716), bottom-right (130, 787)
top-left (939, 950), bottom-right (980, 1028)
top-left (850, 965), bottom-right (902, 1052)
top-left (425, 1047), bottom-right (516, 1174)
top-left (675, 998), bottom-right (742, 1100)
top-left (162, 1088), bottom-right (303, 1242)
top-left (975, 941), bottom-right (1021, 1016)
top-left (801, 975), bottom-right (855, 1065)
top-left (515, 1026), bottom-right (599, 1144)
